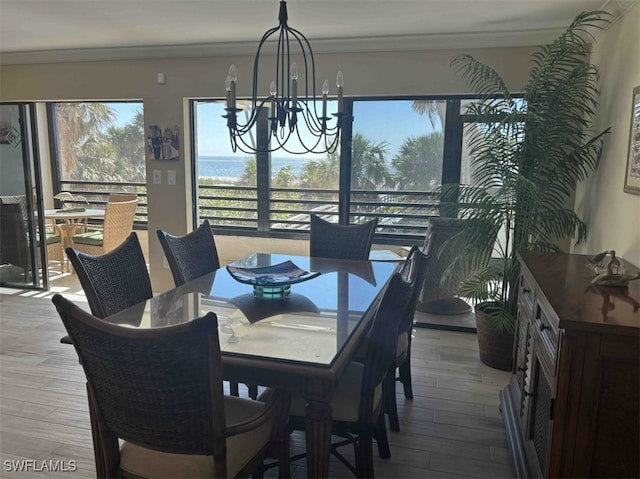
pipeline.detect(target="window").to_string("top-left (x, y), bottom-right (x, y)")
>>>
top-left (194, 101), bottom-right (257, 228)
top-left (349, 99), bottom-right (446, 237)
top-left (191, 96), bottom-right (472, 243)
top-left (48, 101), bottom-right (146, 222)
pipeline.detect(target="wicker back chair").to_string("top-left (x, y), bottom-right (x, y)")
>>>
top-left (0, 195), bottom-right (64, 276)
top-left (51, 293), bottom-right (290, 479)
top-left (309, 214), bottom-right (378, 261)
top-left (383, 243), bottom-right (430, 431)
top-left (416, 217), bottom-right (472, 314)
top-left (157, 220), bottom-right (255, 398)
top-left (65, 233), bottom-right (152, 320)
top-left (156, 219), bottom-right (220, 287)
top-left (71, 198), bottom-right (137, 256)
top-left (287, 272), bottom-right (415, 477)
top-left (107, 193), bottom-right (137, 203)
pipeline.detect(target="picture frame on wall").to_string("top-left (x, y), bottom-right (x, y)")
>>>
top-left (624, 85), bottom-right (640, 194)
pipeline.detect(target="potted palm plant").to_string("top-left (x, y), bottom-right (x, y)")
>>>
top-left (439, 11), bottom-right (610, 370)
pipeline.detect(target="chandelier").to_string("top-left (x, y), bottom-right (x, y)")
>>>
top-left (223, 0), bottom-right (345, 155)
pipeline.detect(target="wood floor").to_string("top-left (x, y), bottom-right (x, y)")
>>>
top-left (0, 274), bottom-right (514, 479)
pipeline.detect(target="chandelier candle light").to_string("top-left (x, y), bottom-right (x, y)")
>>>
top-left (224, 0), bottom-right (345, 154)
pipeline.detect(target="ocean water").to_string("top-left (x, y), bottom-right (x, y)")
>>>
top-left (198, 155), bottom-right (313, 180)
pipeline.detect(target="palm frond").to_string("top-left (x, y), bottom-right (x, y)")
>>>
top-left (440, 10), bottom-right (610, 331)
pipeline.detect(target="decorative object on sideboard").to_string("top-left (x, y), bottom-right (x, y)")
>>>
top-left (223, 0), bottom-right (346, 155)
top-left (589, 250), bottom-right (640, 287)
top-left (624, 85), bottom-right (640, 194)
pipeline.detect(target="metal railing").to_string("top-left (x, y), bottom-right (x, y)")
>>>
top-left (198, 183), bottom-right (438, 240)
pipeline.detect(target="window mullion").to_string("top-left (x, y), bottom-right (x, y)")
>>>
top-left (338, 99), bottom-right (353, 225)
top-left (256, 107), bottom-right (271, 232)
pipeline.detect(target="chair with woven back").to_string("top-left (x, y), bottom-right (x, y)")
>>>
top-left (383, 243), bottom-right (431, 432)
top-left (70, 195), bottom-right (137, 256)
top-left (60, 232), bottom-right (152, 344)
top-left (0, 195), bottom-right (65, 276)
top-left (156, 220), bottom-right (258, 399)
top-left (156, 219), bottom-right (220, 287)
top-left (309, 214), bottom-right (378, 261)
top-left (51, 293), bottom-right (291, 479)
top-left (286, 269), bottom-right (418, 478)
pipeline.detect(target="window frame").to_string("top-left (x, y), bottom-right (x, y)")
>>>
top-left (191, 95), bottom-right (481, 244)
top-left (47, 100), bottom-right (148, 227)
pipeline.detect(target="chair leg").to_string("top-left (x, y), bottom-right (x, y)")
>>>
top-left (356, 435), bottom-right (374, 479)
top-left (398, 337), bottom-right (414, 400)
top-left (230, 380), bottom-right (240, 397)
top-left (248, 384), bottom-right (258, 400)
top-left (374, 408), bottom-right (391, 459)
top-left (273, 391), bottom-right (292, 479)
top-left (384, 366), bottom-right (400, 432)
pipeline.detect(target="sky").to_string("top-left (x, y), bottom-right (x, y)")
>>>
top-left (107, 99), bottom-right (441, 160)
top-left (196, 99), bottom-right (440, 159)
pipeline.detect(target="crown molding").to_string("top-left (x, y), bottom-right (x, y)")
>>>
top-left (0, 28), bottom-right (568, 66)
top-left (3, 1), bottom-right (636, 67)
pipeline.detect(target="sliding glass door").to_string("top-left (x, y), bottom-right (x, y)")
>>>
top-left (0, 103), bottom-right (48, 289)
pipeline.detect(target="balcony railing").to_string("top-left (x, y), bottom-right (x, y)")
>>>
top-left (198, 183), bottom-right (438, 241)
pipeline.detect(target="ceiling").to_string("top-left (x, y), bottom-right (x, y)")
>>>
top-left (0, 0), bottom-right (633, 64)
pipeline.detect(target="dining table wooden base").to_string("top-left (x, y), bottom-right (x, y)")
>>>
top-left (304, 378), bottom-right (335, 478)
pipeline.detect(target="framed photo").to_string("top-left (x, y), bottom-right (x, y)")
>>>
top-left (624, 85), bottom-right (640, 194)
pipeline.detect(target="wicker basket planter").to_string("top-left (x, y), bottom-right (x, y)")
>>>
top-left (475, 301), bottom-right (515, 371)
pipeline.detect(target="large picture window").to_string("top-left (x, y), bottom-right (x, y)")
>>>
top-left (191, 96), bottom-right (473, 243)
top-left (48, 101), bottom-right (146, 222)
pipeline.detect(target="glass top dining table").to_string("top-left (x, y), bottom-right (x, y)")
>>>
top-left (106, 252), bottom-right (400, 478)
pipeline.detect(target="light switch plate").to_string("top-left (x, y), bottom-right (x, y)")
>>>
top-left (153, 169), bottom-right (162, 185)
top-left (167, 170), bottom-right (176, 186)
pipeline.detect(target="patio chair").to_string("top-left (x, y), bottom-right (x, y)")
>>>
top-left (0, 195), bottom-right (64, 277)
top-left (309, 214), bottom-right (378, 261)
top-left (156, 219), bottom-right (220, 287)
top-left (107, 192), bottom-right (138, 203)
top-left (286, 271), bottom-right (415, 477)
top-left (70, 197), bottom-right (137, 256)
top-left (51, 293), bottom-right (291, 479)
top-left (60, 232), bottom-right (152, 344)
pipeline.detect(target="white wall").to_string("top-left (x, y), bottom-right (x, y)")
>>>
top-left (573, 4), bottom-right (640, 267)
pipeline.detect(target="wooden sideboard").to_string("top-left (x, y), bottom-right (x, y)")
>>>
top-left (501, 252), bottom-right (639, 478)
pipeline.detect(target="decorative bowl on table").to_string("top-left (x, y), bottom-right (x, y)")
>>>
top-left (226, 260), bottom-right (320, 298)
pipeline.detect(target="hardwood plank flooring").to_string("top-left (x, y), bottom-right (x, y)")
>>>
top-left (0, 277), bottom-right (514, 478)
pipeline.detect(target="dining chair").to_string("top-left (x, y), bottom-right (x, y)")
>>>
top-left (45, 220), bottom-right (65, 272)
top-left (60, 232), bottom-right (152, 344)
top-left (156, 220), bottom-right (256, 398)
top-left (383, 243), bottom-right (430, 432)
top-left (70, 197), bottom-right (137, 256)
top-left (286, 271), bottom-right (415, 478)
top-left (51, 293), bottom-right (291, 479)
top-left (156, 219), bottom-right (220, 287)
top-left (309, 214), bottom-right (378, 261)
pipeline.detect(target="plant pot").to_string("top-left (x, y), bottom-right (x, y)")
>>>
top-left (475, 302), bottom-right (515, 371)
